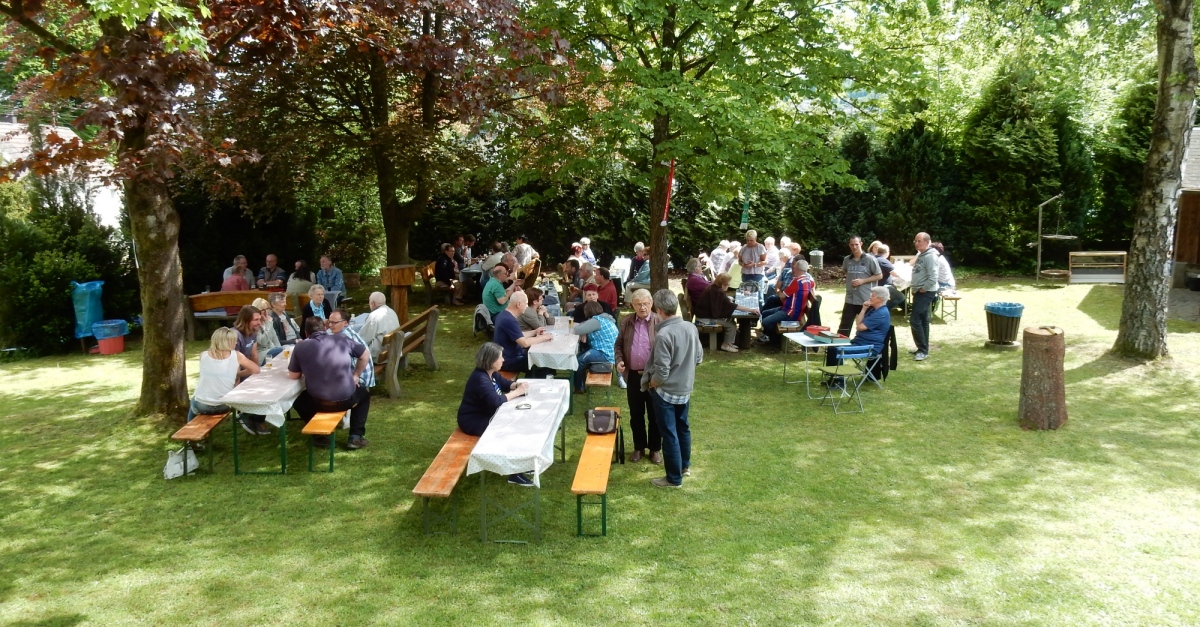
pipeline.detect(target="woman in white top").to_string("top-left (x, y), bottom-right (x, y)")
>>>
top-left (188, 327), bottom-right (259, 422)
top-left (253, 298), bottom-right (280, 364)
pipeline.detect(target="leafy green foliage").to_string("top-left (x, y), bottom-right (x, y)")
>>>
top-left (1090, 70), bottom-right (1155, 249)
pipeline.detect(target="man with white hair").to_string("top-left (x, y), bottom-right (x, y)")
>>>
top-left (358, 291), bottom-right (401, 360)
top-left (494, 290), bottom-right (554, 376)
top-left (579, 237), bottom-right (597, 265)
top-left (763, 237), bottom-right (780, 280)
top-left (708, 240), bottom-right (729, 276)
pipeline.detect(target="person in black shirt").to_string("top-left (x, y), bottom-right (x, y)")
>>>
top-left (456, 342), bottom-right (534, 486)
top-left (435, 242), bottom-right (466, 305)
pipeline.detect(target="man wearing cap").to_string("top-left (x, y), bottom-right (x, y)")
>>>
top-left (579, 237), bottom-right (597, 265)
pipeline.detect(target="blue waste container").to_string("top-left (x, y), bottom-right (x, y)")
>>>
top-left (92, 320), bottom-right (129, 355)
top-left (71, 280), bottom-right (105, 339)
top-left (984, 302), bottom-right (1024, 344)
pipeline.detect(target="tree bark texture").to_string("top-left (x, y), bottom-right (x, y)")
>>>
top-left (1114, 0), bottom-right (1199, 359)
top-left (122, 147), bottom-right (188, 416)
top-left (648, 111), bottom-right (672, 294)
top-left (1019, 326), bottom-right (1068, 430)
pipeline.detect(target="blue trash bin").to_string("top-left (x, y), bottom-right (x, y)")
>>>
top-left (71, 280), bottom-right (105, 339)
top-left (984, 302), bottom-right (1024, 344)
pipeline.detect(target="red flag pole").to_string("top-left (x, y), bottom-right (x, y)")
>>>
top-left (660, 159), bottom-right (676, 226)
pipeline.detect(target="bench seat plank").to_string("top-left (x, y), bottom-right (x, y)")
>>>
top-left (413, 429), bottom-right (480, 498)
top-left (571, 430), bottom-right (617, 496)
top-left (302, 412), bottom-right (344, 436)
top-left (585, 372), bottom-right (611, 387)
top-left (171, 413), bottom-right (229, 442)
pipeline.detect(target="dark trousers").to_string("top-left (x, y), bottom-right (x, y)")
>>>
top-left (650, 390), bottom-right (691, 485)
top-left (838, 302), bottom-right (864, 337)
top-left (294, 387), bottom-right (370, 437)
top-left (911, 290), bottom-right (936, 353)
top-left (626, 370), bottom-right (661, 452)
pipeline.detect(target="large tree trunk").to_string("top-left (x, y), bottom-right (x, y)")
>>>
top-left (648, 112), bottom-right (672, 293)
top-left (123, 133), bottom-right (188, 416)
top-left (1113, 0), bottom-right (1199, 359)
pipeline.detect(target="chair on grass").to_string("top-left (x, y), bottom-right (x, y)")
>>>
top-left (816, 345), bottom-right (882, 415)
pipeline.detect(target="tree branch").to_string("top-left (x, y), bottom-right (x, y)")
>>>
top-left (0, 0), bottom-right (82, 54)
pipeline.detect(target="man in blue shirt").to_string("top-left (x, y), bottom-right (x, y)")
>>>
top-left (851, 287), bottom-right (891, 354)
top-left (316, 255), bottom-right (346, 306)
top-left (493, 291), bottom-right (554, 376)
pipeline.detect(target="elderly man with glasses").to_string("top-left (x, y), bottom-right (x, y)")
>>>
top-left (288, 311), bottom-right (373, 450)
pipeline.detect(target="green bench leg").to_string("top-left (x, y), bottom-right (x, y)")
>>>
top-left (234, 411), bottom-right (287, 476)
top-left (422, 493), bottom-right (459, 535)
top-left (576, 493), bottom-right (608, 537)
top-left (307, 432), bottom-right (336, 473)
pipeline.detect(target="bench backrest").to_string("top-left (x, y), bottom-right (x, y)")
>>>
top-left (399, 305), bottom-right (438, 355)
top-left (678, 291), bottom-right (694, 323)
top-left (286, 293), bottom-right (312, 315)
top-left (419, 262), bottom-right (437, 289)
top-left (188, 291), bottom-right (274, 313)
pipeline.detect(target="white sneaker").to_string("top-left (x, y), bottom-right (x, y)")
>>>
top-left (617, 374), bottom-right (628, 389)
top-left (720, 343), bottom-right (739, 353)
top-left (914, 351), bottom-right (928, 361)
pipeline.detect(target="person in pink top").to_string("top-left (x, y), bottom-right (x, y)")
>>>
top-left (684, 258), bottom-right (711, 306)
top-left (614, 288), bottom-right (663, 464)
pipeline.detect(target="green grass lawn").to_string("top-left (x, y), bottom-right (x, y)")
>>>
top-left (2, 280), bottom-right (1199, 626)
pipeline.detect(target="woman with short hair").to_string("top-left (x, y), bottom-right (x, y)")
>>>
top-left (456, 343), bottom-right (533, 486)
top-left (301, 284), bottom-right (334, 339)
top-left (266, 291), bottom-right (301, 350)
top-left (253, 298), bottom-right (281, 361)
top-left (187, 327), bottom-right (259, 423)
top-left (518, 287), bottom-right (554, 331)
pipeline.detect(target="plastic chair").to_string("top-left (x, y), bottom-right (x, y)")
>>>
top-left (816, 345), bottom-right (881, 414)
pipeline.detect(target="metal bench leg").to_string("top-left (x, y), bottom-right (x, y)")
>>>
top-left (233, 410), bottom-right (242, 475)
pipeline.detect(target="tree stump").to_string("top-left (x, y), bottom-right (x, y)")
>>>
top-left (1018, 326), bottom-right (1068, 430)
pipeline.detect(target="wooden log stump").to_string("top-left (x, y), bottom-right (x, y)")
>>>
top-left (1018, 326), bottom-right (1068, 430)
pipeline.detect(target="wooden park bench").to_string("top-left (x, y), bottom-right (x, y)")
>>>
top-left (571, 407), bottom-right (623, 537)
top-left (170, 412), bottom-right (230, 476)
top-left (585, 369), bottom-right (613, 408)
top-left (185, 291), bottom-right (274, 341)
top-left (419, 261), bottom-right (456, 305)
top-left (679, 291), bottom-right (723, 352)
top-left (368, 305), bottom-right (440, 399)
top-left (412, 429), bottom-right (480, 534)
top-left (301, 411), bottom-right (344, 473)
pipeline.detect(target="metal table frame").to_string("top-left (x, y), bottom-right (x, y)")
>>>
top-left (783, 332), bottom-right (851, 400)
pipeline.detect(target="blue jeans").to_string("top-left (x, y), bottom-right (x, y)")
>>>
top-left (760, 308), bottom-right (793, 340)
top-left (187, 398), bottom-right (230, 423)
top-left (651, 390), bottom-right (691, 485)
top-left (265, 346), bottom-right (284, 359)
top-left (911, 290), bottom-right (937, 353)
top-left (574, 347), bottom-right (611, 392)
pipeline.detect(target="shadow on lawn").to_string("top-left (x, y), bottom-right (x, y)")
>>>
top-left (5, 614), bottom-right (87, 627)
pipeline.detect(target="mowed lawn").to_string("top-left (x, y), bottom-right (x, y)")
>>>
top-left (1, 279), bottom-right (1199, 626)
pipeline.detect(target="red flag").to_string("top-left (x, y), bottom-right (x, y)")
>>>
top-left (660, 159), bottom-right (676, 226)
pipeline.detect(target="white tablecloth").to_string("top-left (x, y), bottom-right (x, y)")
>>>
top-left (528, 317), bottom-right (578, 371)
top-left (466, 379), bottom-right (571, 487)
top-left (891, 262), bottom-right (912, 290)
top-left (219, 352), bottom-right (305, 428)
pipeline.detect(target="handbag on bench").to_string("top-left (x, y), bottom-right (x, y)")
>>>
top-left (585, 408), bottom-right (617, 435)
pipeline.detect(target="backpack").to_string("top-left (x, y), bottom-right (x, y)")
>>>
top-left (585, 408), bottom-right (618, 435)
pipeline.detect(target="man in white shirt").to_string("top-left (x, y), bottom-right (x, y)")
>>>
top-left (358, 291), bottom-right (402, 360)
top-left (222, 255), bottom-right (256, 285)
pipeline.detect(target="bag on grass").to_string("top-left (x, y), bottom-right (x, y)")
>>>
top-left (163, 447), bottom-right (199, 480)
top-left (585, 408), bottom-right (617, 435)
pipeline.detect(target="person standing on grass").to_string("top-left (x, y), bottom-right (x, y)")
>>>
top-left (642, 290), bottom-right (703, 488)
top-left (910, 232), bottom-right (939, 362)
top-left (616, 289), bottom-right (662, 464)
top-left (289, 316), bottom-right (372, 450)
top-left (838, 235), bottom-right (882, 338)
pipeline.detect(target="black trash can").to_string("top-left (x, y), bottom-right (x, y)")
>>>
top-left (984, 302), bottom-right (1024, 344)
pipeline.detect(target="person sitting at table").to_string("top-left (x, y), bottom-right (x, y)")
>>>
top-left (518, 287), bottom-right (555, 331)
top-left (301, 284), bottom-right (334, 338)
top-left (232, 305), bottom-right (271, 435)
top-left (571, 301), bottom-right (618, 394)
top-left (568, 242), bottom-right (584, 265)
top-left (763, 249), bottom-right (793, 308)
top-left (329, 308), bottom-right (375, 389)
top-left (265, 292), bottom-right (301, 354)
top-left (763, 236), bottom-right (780, 280)
top-left (494, 291), bottom-right (554, 377)
top-left (223, 254), bottom-right (256, 285)
top-left (256, 254), bottom-right (287, 290)
top-left (594, 267), bottom-right (619, 312)
top-left (684, 258), bottom-right (710, 306)
top-left (316, 255), bottom-right (346, 306)
top-left (851, 286), bottom-right (894, 381)
top-left (693, 273), bottom-right (757, 353)
top-left (289, 316), bottom-right (372, 451)
top-left (457, 342), bottom-right (534, 486)
top-left (757, 259), bottom-right (818, 345)
top-left (571, 283), bottom-right (614, 323)
top-left (568, 263), bottom-right (595, 307)
top-left (253, 297), bottom-right (281, 362)
top-left (358, 291), bottom-right (401, 360)
top-left (287, 260), bottom-right (314, 298)
top-left (930, 241), bottom-right (956, 293)
top-left (186, 327), bottom-right (259, 424)
top-left (435, 242), bottom-right (467, 305)
top-left (869, 242), bottom-right (906, 310)
top-left (630, 241), bottom-right (648, 277)
top-left (579, 236), bottom-right (597, 265)
top-left (219, 266), bottom-right (251, 315)
top-left (483, 265), bottom-right (521, 317)
top-left (481, 242), bottom-right (505, 273)
top-left (623, 253), bottom-right (651, 303)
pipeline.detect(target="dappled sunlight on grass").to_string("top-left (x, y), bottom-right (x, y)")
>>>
top-left (1, 283), bottom-right (1199, 623)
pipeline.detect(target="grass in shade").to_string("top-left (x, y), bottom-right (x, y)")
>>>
top-left (1, 279), bottom-right (1199, 625)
